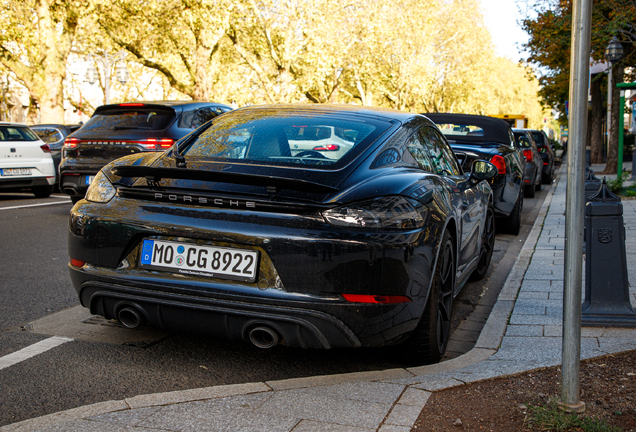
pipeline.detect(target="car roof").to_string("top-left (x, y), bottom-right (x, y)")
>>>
top-left (0, 122), bottom-right (29, 127)
top-left (232, 103), bottom-right (421, 123)
top-left (423, 113), bottom-right (513, 144)
top-left (97, 101), bottom-right (231, 109)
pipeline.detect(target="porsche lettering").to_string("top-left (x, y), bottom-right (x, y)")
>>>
top-left (153, 193), bottom-right (255, 208)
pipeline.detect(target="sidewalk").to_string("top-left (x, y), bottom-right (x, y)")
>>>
top-left (4, 165), bottom-right (636, 432)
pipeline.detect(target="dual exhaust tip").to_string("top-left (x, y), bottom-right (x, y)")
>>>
top-left (116, 305), bottom-right (282, 350)
top-left (117, 306), bottom-right (145, 329)
top-left (248, 326), bottom-right (281, 349)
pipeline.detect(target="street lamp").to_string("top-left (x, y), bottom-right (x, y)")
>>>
top-left (605, 36), bottom-right (624, 151)
top-left (85, 51), bottom-right (129, 105)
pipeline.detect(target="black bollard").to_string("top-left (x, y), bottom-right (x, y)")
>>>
top-left (584, 169), bottom-right (601, 202)
top-left (582, 179), bottom-right (636, 327)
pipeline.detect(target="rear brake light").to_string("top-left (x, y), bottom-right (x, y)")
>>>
top-left (490, 155), bottom-right (506, 174)
top-left (70, 258), bottom-right (85, 267)
top-left (119, 103), bottom-right (145, 107)
top-left (313, 144), bottom-right (340, 151)
top-left (141, 138), bottom-right (174, 150)
top-left (543, 162), bottom-right (548, 165)
top-left (40, 144), bottom-right (51, 153)
top-left (523, 149), bottom-right (533, 162)
top-left (342, 294), bottom-right (411, 304)
top-left (64, 137), bottom-right (80, 149)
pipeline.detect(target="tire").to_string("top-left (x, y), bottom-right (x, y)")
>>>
top-left (399, 229), bottom-right (455, 365)
top-left (469, 206), bottom-right (495, 281)
top-left (524, 183), bottom-right (535, 198)
top-left (32, 185), bottom-right (53, 198)
top-left (534, 171), bottom-right (542, 191)
top-left (542, 164), bottom-right (555, 184)
top-left (500, 190), bottom-right (522, 235)
top-left (71, 196), bottom-right (82, 204)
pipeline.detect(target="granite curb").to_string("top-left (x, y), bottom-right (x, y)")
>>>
top-left (0, 169), bottom-right (580, 432)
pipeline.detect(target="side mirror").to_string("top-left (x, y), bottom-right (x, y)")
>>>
top-left (470, 160), bottom-right (498, 182)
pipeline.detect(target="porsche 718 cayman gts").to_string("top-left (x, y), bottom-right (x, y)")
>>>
top-left (68, 104), bottom-right (497, 364)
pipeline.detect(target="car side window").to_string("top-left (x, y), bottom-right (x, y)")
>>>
top-left (405, 131), bottom-right (435, 172)
top-left (34, 128), bottom-right (63, 144)
top-left (179, 108), bottom-right (220, 129)
top-left (419, 127), bottom-right (460, 176)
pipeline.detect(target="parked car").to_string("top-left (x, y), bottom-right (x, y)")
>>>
top-left (0, 122), bottom-right (56, 198)
top-left (30, 124), bottom-right (81, 186)
top-left (68, 104), bottom-right (498, 364)
top-left (512, 129), bottom-right (542, 198)
top-left (59, 101), bottom-right (232, 203)
top-left (524, 129), bottom-right (556, 184)
top-left (288, 125), bottom-right (356, 159)
top-left (424, 113), bottom-right (525, 235)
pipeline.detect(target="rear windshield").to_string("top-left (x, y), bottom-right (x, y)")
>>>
top-left (80, 108), bottom-right (175, 133)
top-left (434, 123), bottom-right (484, 137)
top-left (530, 132), bottom-right (546, 146)
top-left (0, 126), bottom-right (39, 141)
top-left (182, 112), bottom-right (389, 168)
top-left (31, 127), bottom-right (63, 144)
top-left (514, 133), bottom-right (533, 148)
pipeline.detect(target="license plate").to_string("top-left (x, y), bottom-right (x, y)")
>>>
top-left (85, 175), bottom-right (95, 185)
top-left (139, 239), bottom-right (259, 282)
top-left (0, 168), bottom-right (31, 176)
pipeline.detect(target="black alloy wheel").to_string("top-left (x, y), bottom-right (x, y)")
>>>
top-left (469, 206), bottom-right (495, 281)
top-left (399, 229), bottom-right (455, 365)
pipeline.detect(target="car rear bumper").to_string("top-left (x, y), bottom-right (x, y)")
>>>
top-left (70, 265), bottom-right (423, 349)
top-left (0, 175), bottom-right (54, 189)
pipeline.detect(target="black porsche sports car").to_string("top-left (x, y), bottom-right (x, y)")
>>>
top-left (68, 105), bottom-right (497, 364)
top-left (424, 113), bottom-right (525, 235)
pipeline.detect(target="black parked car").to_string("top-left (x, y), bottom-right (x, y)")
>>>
top-left (424, 113), bottom-right (525, 235)
top-left (31, 124), bottom-right (81, 186)
top-left (525, 129), bottom-right (555, 184)
top-left (68, 104), bottom-right (498, 364)
top-left (60, 101), bottom-right (232, 203)
top-left (512, 129), bottom-right (542, 198)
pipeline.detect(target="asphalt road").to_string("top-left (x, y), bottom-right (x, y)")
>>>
top-left (0, 183), bottom-right (552, 426)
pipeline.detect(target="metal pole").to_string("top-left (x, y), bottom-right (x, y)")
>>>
top-left (618, 90), bottom-right (625, 177)
top-left (561, 0), bottom-right (591, 413)
top-left (607, 68), bottom-right (613, 153)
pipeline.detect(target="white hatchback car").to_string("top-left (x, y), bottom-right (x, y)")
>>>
top-left (288, 125), bottom-right (356, 160)
top-left (0, 122), bottom-right (56, 198)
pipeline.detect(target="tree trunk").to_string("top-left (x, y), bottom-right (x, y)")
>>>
top-left (590, 74), bottom-right (604, 164)
top-left (602, 62), bottom-right (625, 174)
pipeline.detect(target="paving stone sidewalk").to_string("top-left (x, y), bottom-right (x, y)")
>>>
top-left (4, 165), bottom-right (636, 432)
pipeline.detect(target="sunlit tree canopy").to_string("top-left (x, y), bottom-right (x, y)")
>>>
top-left (0, 0), bottom-right (546, 127)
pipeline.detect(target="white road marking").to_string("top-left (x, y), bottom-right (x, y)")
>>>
top-left (0, 336), bottom-right (73, 370)
top-left (0, 200), bottom-right (71, 211)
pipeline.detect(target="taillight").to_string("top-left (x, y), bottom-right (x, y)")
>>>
top-left (523, 149), bottom-right (533, 162)
top-left (40, 144), bottom-right (51, 153)
top-left (490, 155), bottom-right (506, 174)
top-left (141, 138), bottom-right (174, 151)
top-left (64, 137), bottom-right (80, 149)
top-left (70, 258), bottom-right (86, 267)
top-left (313, 144), bottom-right (340, 151)
top-left (342, 294), bottom-right (411, 304)
top-left (119, 103), bottom-right (145, 107)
